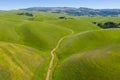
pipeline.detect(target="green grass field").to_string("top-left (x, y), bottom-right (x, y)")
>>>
top-left (54, 29), bottom-right (120, 80)
top-left (55, 45), bottom-right (120, 80)
top-left (0, 10), bottom-right (120, 80)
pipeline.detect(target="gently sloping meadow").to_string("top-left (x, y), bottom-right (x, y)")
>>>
top-left (54, 29), bottom-right (120, 80)
top-left (0, 10), bottom-right (120, 80)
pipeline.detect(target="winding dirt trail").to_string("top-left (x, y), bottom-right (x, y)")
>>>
top-left (45, 30), bottom-right (74, 80)
top-left (45, 29), bottom-right (118, 80)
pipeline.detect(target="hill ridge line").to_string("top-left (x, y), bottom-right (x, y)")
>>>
top-left (73, 29), bottom-right (120, 36)
top-left (45, 30), bottom-right (74, 80)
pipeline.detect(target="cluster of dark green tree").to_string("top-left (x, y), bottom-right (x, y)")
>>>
top-left (17, 12), bottom-right (33, 17)
top-left (93, 21), bottom-right (120, 29)
top-left (58, 16), bottom-right (73, 20)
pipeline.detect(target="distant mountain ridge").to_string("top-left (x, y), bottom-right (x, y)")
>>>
top-left (0, 10), bottom-right (4, 12)
top-left (21, 7), bottom-right (120, 16)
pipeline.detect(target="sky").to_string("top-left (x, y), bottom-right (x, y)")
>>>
top-left (0, 0), bottom-right (120, 10)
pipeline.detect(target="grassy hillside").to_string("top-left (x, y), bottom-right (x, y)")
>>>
top-left (56, 29), bottom-right (120, 59)
top-left (55, 45), bottom-right (120, 80)
top-left (0, 10), bottom-right (100, 51)
top-left (0, 42), bottom-right (47, 80)
top-left (48, 18), bottom-right (100, 33)
top-left (54, 29), bottom-right (120, 80)
top-left (0, 10), bottom-right (120, 80)
top-left (0, 11), bottom-right (73, 80)
top-left (0, 13), bottom-right (71, 50)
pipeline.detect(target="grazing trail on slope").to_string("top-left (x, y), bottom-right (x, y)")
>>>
top-left (45, 30), bottom-right (74, 80)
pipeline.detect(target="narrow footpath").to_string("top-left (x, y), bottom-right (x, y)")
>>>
top-left (45, 30), bottom-right (74, 80)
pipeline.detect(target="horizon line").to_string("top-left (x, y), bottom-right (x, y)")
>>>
top-left (1, 6), bottom-right (120, 11)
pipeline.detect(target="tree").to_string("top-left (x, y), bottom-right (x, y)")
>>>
top-left (92, 22), bottom-right (97, 24)
top-left (97, 23), bottom-right (103, 28)
top-left (25, 13), bottom-right (33, 16)
top-left (17, 12), bottom-right (33, 17)
top-left (59, 16), bottom-right (66, 19)
top-left (96, 22), bottom-right (119, 29)
top-left (103, 22), bottom-right (118, 28)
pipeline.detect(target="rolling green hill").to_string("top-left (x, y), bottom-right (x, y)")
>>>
top-left (55, 45), bottom-right (120, 80)
top-left (0, 10), bottom-right (120, 80)
top-left (54, 29), bottom-right (120, 80)
top-left (55, 29), bottom-right (120, 59)
top-left (0, 42), bottom-right (47, 80)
